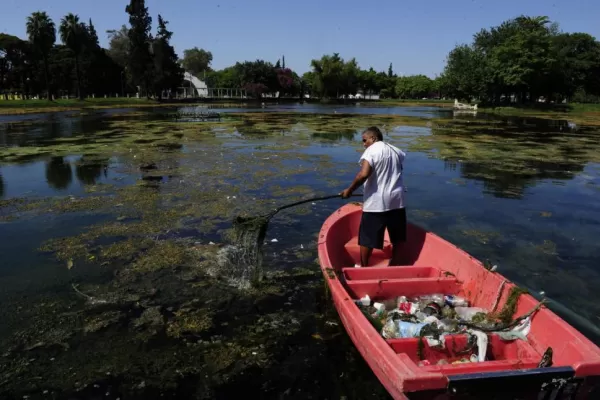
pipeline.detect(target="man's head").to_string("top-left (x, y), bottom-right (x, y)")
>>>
top-left (362, 126), bottom-right (384, 148)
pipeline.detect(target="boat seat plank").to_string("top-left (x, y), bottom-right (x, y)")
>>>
top-left (343, 266), bottom-right (442, 281)
top-left (346, 277), bottom-right (461, 299)
top-left (422, 359), bottom-right (539, 375)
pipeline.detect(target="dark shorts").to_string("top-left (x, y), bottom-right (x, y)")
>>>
top-left (358, 208), bottom-right (407, 250)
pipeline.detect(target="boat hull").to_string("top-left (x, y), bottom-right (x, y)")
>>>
top-left (317, 203), bottom-right (600, 399)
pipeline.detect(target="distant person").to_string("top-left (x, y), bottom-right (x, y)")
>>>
top-left (340, 126), bottom-right (406, 267)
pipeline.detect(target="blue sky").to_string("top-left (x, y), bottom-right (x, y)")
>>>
top-left (1, 0), bottom-right (599, 77)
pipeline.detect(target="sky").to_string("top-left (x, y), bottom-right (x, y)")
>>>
top-left (1, 0), bottom-right (599, 78)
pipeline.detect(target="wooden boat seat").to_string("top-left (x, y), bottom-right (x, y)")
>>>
top-left (345, 277), bottom-right (461, 300)
top-left (387, 334), bottom-right (541, 375)
top-left (342, 266), bottom-right (445, 281)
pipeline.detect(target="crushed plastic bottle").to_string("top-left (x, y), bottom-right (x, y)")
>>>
top-left (413, 294), bottom-right (445, 307)
top-left (382, 319), bottom-right (399, 339)
top-left (397, 321), bottom-right (428, 338)
top-left (444, 295), bottom-right (469, 307)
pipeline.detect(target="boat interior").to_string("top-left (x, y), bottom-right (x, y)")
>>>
top-left (321, 207), bottom-right (600, 376)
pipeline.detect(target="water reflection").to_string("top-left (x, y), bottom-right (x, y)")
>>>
top-left (75, 156), bottom-right (110, 185)
top-left (312, 131), bottom-right (356, 141)
top-left (0, 171), bottom-right (4, 198)
top-left (429, 117), bottom-right (600, 199)
top-left (45, 157), bottom-right (73, 190)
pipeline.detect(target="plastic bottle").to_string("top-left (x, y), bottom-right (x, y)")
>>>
top-left (372, 302), bottom-right (386, 318)
top-left (354, 294), bottom-right (371, 307)
top-left (454, 307), bottom-right (487, 321)
top-left (444, 295), bottom-right (469, 307)
top-left (414, 294), bottom-right (445, 307)
top-left (382, 319), bottom-right (399, 339)
top-left (397, 321), bottom-right (427, 338)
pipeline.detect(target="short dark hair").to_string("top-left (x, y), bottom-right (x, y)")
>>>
top-left (364, 126), bottom-right (383, 141)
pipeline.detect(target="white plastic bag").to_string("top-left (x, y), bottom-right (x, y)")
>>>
top-left (455, 307), bottom-right (487, 321)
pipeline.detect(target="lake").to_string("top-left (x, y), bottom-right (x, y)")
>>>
top-left (1, 103), bottom-right (600, 399)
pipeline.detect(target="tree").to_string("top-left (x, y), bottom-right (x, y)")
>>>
top-left (0, 34), bottom-right (29, 98)
top-left (26, 11), bottom-right (56, 100)
top-left (388, 62), bottom-right (393, 78)
top-left (59, 13), bottom-right (86, 99)
top-left (106, 25), bottom-right (130, 68)
top-left (86, 19), bottom-right (99, 48)
top-left (441, 45), bottom-right (488, 101)
top-left (395, 75), bottom-right (434, 99)
top-left (439, 15), bottom-right (600, 104)
top-left (152, 15), bottom-right (184, 98)
top-left (181, 47), bottom-right (213, 77)
top-left (125, 0), bottom-right (154, 97)
top-left (235, 59), bottom-right (278, 98)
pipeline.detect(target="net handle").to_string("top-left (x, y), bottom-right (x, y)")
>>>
top-left (272, 193), bottom-right (363, 215)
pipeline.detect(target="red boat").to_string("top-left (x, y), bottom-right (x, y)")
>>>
top-left (317, 203), bottom-right (600, 399)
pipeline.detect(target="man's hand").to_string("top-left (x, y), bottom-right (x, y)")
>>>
top-left (340, 188), bottom-right (353, 199)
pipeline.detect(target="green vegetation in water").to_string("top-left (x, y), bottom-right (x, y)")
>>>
top-left (408, 117), bottom-right (600, 199)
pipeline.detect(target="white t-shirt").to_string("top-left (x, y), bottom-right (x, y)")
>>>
top-left (359, 141), bottom-right (406, 212)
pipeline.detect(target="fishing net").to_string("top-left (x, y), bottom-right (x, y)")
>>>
top-left (211, 214), bottom-right (271, 289)
top-left (213, 194), bottom-right (358, 289)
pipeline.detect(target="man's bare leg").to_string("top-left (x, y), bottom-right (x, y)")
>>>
top-left (360, 246), bottom-right (373, 267)
top-left (389, 243), bottom-right (403, 266)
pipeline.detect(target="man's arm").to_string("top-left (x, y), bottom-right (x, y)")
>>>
top-left (341, 160), bottom-right (372, 198)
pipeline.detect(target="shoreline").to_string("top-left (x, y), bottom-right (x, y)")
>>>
top-left (1, 98), bottom-right (599, 126)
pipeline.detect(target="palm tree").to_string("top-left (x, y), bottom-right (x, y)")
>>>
top-left (59, 13), bottom-right (85, 100)
top-left (26, 11), bottom-right (56, 101)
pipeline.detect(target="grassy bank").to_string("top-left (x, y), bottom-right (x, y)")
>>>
top-left (0, 98), bottom-right (175, 115)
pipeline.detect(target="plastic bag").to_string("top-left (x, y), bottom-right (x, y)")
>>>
top-left (382, 319), bottom-right (399, 339)
top-left (397, 321), bottom-right (427, 338)
top-left (455, 307), bottom-right (487, 321)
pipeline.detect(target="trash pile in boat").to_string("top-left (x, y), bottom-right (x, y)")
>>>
top-left (356, 291), bottom-right (539, 366)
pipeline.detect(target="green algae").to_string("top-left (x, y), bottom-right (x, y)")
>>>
top-left (132, 240), bottom-right (191, 273)
top-left (167, 308), bottom-right (214, 339)
top-left (461, 228), bottom-right (500, 245)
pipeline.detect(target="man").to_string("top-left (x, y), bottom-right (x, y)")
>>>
top-left (340, 126), bottom-right (406, 267)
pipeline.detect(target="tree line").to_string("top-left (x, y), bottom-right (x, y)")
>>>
top-left (0, 0), bottom-right (183, 100)
top-left (2, 8), bottom-right (600, 104)
top-left (440, 15), bottom-right (600, 104)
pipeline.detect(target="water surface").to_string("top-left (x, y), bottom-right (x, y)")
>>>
top-left (1, 104), bottom-right (599, 399)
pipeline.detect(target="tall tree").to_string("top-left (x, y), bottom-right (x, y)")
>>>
top-left (86, 18), bottom-right (99, 48)
top-left (388, 63), bottom-right (393, 78)
top-left (181, 47), bottom-right (212, 77)
top-left (26, 11), bottom-right (56, 100)
top-left (282, 55), bottom-right (286, 69)
top-left (152, 15), bottom-right (184, 99)
top-left (59, 13), bottom-right (85, 99)
top-left (125, 0), bottom-right (154, 97)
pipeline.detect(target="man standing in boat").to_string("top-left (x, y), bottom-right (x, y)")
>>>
top-left (340, 126), bottom-right (406, 267)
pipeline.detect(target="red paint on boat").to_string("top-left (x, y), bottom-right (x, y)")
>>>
top-left (317, 203), bottom-right (600, 399)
